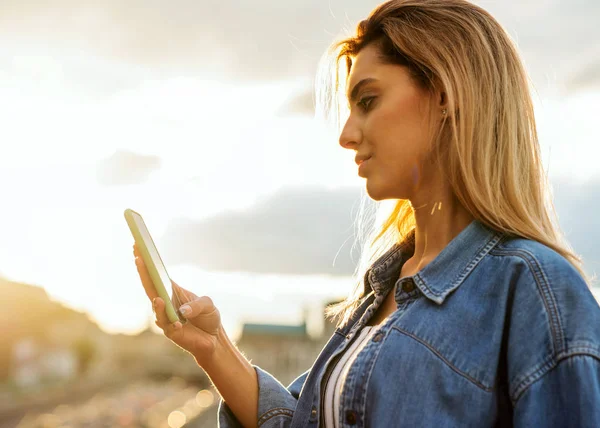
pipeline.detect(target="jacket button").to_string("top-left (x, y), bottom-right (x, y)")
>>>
top-left (402, 280), bottom-right (415, 293)
top-left (311, 406), bottom-right (317, 417)
top-left (346, 410), bottom-right (357, 425)
top-left (372, 332), bottom-right (384, 342)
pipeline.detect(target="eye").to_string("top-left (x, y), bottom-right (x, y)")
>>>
top-left (357, 96), bottom-right (376, 112)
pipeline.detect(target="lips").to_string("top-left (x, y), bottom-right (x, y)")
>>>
top-left (355, 155), bottom-right (372, 166)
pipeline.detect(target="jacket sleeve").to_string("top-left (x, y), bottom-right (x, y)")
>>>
top-left (513, 355), bottom-right (600, 427)
top-left (218, 366), bottom-right (310, 428)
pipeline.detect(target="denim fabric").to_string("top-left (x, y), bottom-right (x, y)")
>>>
top-left (218, 219), bottom-right (600, 427)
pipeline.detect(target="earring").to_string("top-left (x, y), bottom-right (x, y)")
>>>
top-left (441, 108), bottom-right (447, 115)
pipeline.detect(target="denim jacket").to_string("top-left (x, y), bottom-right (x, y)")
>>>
top-left (218, 220), bottom-right (600, 427)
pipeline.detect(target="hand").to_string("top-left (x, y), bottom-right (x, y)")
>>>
top-left (133, 243), bottom-right (223, 366)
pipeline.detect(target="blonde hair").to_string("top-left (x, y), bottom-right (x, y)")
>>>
top-left (317, 0), bottom-right (592, 327)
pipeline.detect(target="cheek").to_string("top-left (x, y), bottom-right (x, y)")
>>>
top-left (373, 107), bottom-right (428, 165)
top-left (378, 98), bottom-right (428, 146)
top-left (368, 104), bottom-right (431, 189)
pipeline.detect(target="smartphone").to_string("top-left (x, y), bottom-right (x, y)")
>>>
top-left (124, 208), bottom-right (187, 324)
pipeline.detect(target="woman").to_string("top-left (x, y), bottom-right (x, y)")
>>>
top-left (134, 0), bottom-right (600, 426)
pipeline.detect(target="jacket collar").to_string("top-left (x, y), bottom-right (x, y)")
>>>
top-left (364, 219), bottom-right (503, 305)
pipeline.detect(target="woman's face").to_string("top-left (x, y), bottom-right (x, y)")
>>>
top-left (339, 43), bottom-right (440, 201)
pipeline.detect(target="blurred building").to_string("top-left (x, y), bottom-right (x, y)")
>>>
top-left (235, 299), bottom-right (342, 386)
top-left (11, 339), bottom-right (78, 389)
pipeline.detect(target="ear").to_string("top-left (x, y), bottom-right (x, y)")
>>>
top-left (439, 91), bottom-right (448, 109)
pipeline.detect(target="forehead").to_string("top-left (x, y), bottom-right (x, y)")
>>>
top-left (346, 44), bottom-right (384, 92)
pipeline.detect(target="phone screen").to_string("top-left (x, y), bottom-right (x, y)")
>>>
top-left (129, 211), bottom-right (182, 308)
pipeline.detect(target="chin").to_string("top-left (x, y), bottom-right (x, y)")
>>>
top-left (365, 180), bottom-right (396, 201)
top-left (365, 177), bottom-right (409, 201)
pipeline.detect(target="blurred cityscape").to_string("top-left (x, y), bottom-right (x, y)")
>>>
top-left (0, 277), bottom-right (338, 428)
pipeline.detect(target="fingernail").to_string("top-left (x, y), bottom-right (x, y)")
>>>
top-left (179, 305), bottom-right (191, 317)
top-left (152, 298), bottom-right (157, 308)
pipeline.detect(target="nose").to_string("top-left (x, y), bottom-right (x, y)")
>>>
top-left (338, 116), bottom-right (361, 150)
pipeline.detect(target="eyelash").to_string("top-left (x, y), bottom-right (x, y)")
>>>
top-left (357, 96), bottom-right (376, 112)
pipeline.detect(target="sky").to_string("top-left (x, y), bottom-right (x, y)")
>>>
top-left (1, 0), bottom-right (599, 338)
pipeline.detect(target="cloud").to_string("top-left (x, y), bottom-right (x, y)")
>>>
top-left (0, 0), bottom-right (378, 83)
top-left (159, 179), bottom-right (600, 280)
top-left (1, 0), bottom-right (598, 95)
top-left (95, 150), bottom-right (161, 186)
top-left (480, 0), bottom-right (600, 92)
top-left (161, 186), bottom-right (367, 276)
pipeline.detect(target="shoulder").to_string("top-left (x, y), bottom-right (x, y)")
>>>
top-left (488, 235), bottom-right (600, 400)
top-left (491, 234), bottom-right (600, 349)
top-left (491, 235), bottom-right (586, 283)
top-left (501, 235), bottom-right (592, 291)
top-left (486, 233), bottom-right (589, 294)
top-left (490, 236), bottom-right (596, 317)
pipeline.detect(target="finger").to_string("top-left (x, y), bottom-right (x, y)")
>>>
top-left (157, 318), bottom-right (182, 331)
top-left (156, 320), bottom-right (183, 335)
top-left (153, 297), bottom-right (172, 329)
top-left (154, 298), bottom-right (186, 330)
top-left (135, 255), bottom-right (158, 301)
top-left (157, 319), bottom-right (186, 349)
top-left (177, 296), bottom-right (216, 320)
top-left (135, 256), bottom-right (157, 300)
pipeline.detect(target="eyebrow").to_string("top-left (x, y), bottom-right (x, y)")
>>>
top-left (347, 78), bottom-right (379, 103)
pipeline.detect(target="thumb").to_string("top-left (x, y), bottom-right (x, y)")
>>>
top-left (178, 295), bottom-right (217, 319)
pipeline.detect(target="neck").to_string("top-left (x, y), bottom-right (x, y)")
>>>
top-left (403, 188), bottom-right (474, 276)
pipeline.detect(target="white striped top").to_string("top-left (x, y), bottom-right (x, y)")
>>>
top-left (323, 326), bottom-right (378, 428)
